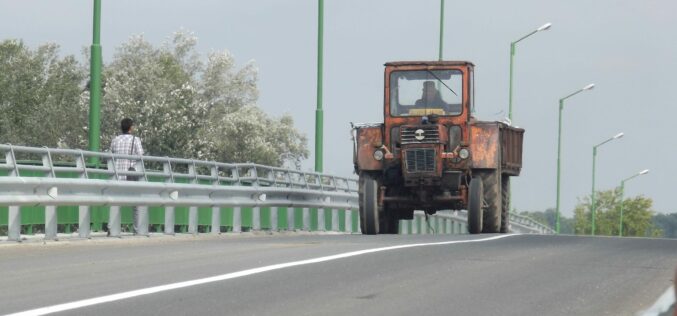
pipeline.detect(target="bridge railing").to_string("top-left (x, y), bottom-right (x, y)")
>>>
top-left (0, 144), bottom-right (551, 241)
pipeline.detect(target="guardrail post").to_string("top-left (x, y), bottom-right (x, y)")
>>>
top-left (331, 209), bottom-right (339, 232)
top-left (446, 219), bottom-right (452, 234)
top-left (8, 205), bottom-right (21, 241)
top-left (232, 207), bottom-right (242, 233)
top-left (400, 220), bottom-right (407, 235)
top-left (79, 206), bottom-right (90, 238)
top-left (252, 207), bottom-right (261, 231)
top-left (45, 205), bottom-right (57, 240)
top-left (188, 206), bottom-right (198, 235)
top-left (211, 206), bottom-right (220, 234)
top-left (137, 206), bottom-right (149, 236)
top-left (302, 207), bottom-right (310, 231)
top-left (164, 206), bottom-right (175, 235)
top-left (317, 208), bottom-right (325, 231)
top-left (344, 210), bottom-right (351, 233)
top-left (287, 207), bottom-right (295, 231)
top-left (271, 207), bottom-right (278, 231)
top-left (411, 217), bottom-right (418, 234)
top-left (109, 206), bottom-right (121, 237)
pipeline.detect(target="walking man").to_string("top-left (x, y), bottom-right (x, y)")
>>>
top-left (110, 118), bottom-right (145, 235)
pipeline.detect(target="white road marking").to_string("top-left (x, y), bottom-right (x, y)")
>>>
top-left (640, 285), bottom-right (675, 316)
top-left (6, 234), bottom-right (517, 316)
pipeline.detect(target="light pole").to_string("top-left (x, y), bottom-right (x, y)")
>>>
top-left (591, 132), bottom-right (624, 235)
top-left (508, 22), bottom-right (551, 121)
top-left (314, 0), bottom-right (324, 172)
top-left (89, 0), bottom-right (102, 164)
top-left (438, 0), bottom-right (445, 61)
top-left (555, 83), bottom-right (595, 233)
top-left (618, 169), bottom-right (649, 237)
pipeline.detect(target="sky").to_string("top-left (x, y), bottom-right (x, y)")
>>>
top-left (1, 0), bottom-right (676, 216)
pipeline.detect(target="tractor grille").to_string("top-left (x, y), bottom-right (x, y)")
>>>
top-left (405, 148), bottom-right (436, 173)
top-left (400, 126), bottom-right (440, 144)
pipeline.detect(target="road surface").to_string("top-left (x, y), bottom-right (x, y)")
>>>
top-left (1, 233), bottom-right (676, 315)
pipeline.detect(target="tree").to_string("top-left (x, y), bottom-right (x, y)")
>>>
top-left (653, 213), bottom-right (677, 238)
top-left (0, 31), bottom-right (308, 167)
top-left (573, 189), bottom-right (660, 237)
top-left (0, 40), bottom-right (86, 148)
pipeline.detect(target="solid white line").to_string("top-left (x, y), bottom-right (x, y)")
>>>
top-left (640, 285), bottom-right (675, 316)
top-left (5, 234), bottom-right (517, 316)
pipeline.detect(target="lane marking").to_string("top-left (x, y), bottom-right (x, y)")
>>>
top-left (640, 285), bottom-right (675, 316)
top-left (6, 234), bottom-right (517, 316)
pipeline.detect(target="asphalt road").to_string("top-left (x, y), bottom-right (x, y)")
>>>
top-left (1, 233), bottom-right (676, 316)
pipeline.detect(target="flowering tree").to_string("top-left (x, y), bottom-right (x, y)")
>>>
top-left (0, 31), bottom-right (308, 167)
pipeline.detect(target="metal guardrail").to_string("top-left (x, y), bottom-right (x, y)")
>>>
top-left (0, 144), bottom-right (552, 241)
top-left (399, 210), bottom-right (555, 235)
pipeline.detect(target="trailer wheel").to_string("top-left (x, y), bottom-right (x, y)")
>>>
top-left (478, 170), bottom-right (501, 233)
top-left (500, 176), bottom-right (510, 233)
top-left (467, 176), bottom-right (483, 234)
top-left (359, 173), bottom-right (379, 235)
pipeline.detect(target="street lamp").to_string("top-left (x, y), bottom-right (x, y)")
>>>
top-left (591, 132), bottom-right (624, 235)
top-left (618, 169), bottom-right (649, 237)
top-left (555, 83), bottom-right (595, 234)
top-left (508, 22), bottom-right (552, 121)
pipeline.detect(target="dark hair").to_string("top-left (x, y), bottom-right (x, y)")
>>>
top-left (121, 118), bottom-right (134, 134)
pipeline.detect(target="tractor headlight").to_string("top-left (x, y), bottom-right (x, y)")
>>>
top-left (373, 150), bottom-right (384, 161)
top-left (458, 148), bottom-right (470, 159)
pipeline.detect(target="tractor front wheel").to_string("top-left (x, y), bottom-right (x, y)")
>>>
top-left (359, 173), bottom-right (380, 235)
top-left (467, 176), bottom-right (483, 234)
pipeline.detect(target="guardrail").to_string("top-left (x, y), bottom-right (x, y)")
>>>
top-left (0, 144), bottom-right (552, 241)
top-left (399, 211), bottom-right (555, 235)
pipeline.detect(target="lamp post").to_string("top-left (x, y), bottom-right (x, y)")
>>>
top-left (591, 132), bottom-right (624, 235)
top-left (508, 22), bottom-right (551, 121)
top-left (438, 0), bottom-right (445, 61)
top-left (89, 0), bottom-right (102, 164)
top-left (555, 83), bottom-right (595, 233)
top-left (314, 0), bottom-right (324, 172)
top-left (618, 169), bottom-right (649, 237)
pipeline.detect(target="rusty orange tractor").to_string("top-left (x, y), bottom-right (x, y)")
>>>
top-left (352, 61), bottom-right (524, 234)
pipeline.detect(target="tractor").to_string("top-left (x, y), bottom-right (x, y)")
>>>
top-left (352, 61), bottom-right (524, 234)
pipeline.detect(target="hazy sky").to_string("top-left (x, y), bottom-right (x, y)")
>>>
top-left (2, 0), bottom-right (676, 216)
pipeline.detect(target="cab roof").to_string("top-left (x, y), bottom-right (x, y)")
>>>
top-left (384, 61), bottom-right (475, 67)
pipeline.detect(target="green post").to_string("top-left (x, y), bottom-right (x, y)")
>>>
top-left (555, 83), bottom-right (594, 234)
top-left (507, 23), bottom-right (550, 121)
top-left (89, 0), bottom-right (102, 164)
top-left (438, 0), bottom-right (444, 61)
top-left (555, 99), bottom-right (563, 233)
top-left (591, 146), bottom-right (597, 235)
top-left (508, 43), bottom-right (515, 120)
top-left (314, 0), bottom-right (324, 172)
top-left (618, 169), bottom-right (648, 237)
top-left (591, 132), bottom-right (623, 236)
top-left (618, 181), bottom-right (625, 237)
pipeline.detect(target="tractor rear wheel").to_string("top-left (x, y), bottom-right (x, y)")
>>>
top-left (500, 176), bottom-right (511, 233)
top-left (359, 173), bottom-right (379, 235)
top-left (467, 176), bottom-right (483, 234)
top-left (478, 170), bottom-right (501, 233)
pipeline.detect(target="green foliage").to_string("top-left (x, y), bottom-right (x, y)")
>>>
top-left (653, 213), bottom-right (677, 238)
top-left (573, 189), bottom-right (661, 237)
top-left (0, 40), bottom-right (87, 147)
top-left (0, 31), bottom-right (308, 167)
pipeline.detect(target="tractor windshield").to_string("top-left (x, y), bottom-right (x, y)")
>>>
top-left (389, 70), bottom-right (463, 117)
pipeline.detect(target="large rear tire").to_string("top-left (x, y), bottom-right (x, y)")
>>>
top-left (467, 176), bottom-right (483, 234)
top-left (478, 170), bottom-right (501, 233)
top-left (500, 176), bottom-right (510, 233)
top-left (359, 173), bottom-right (379, 235)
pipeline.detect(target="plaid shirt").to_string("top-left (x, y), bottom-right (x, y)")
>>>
top-left (110, 134), bottom-right (144, 180)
